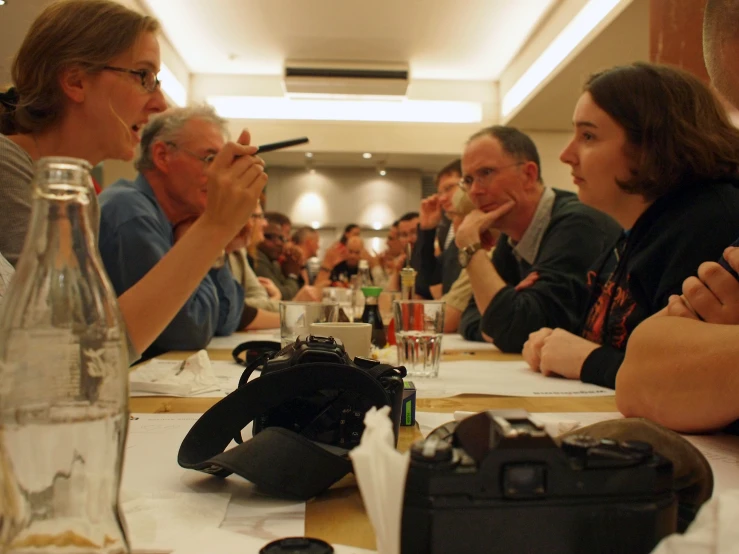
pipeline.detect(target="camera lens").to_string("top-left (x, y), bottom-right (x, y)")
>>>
top-left (260, 537), bottom-right (334, 554)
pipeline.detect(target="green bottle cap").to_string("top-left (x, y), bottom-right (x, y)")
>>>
top-left (361, 286), bottom-right (383, 298)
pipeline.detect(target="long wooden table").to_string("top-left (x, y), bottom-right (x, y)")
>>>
top-left (129, 349), bottom-right (618, 550)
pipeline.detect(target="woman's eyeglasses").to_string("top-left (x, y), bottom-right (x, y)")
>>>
top-left (102, 66), bottom-right (161, 93)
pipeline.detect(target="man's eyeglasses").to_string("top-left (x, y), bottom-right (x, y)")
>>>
top-left (102, 66), bottom-right (161, 93)
top-left (459, 162), bottom-right (524, 192)
top-left (165, 142), bottom-right (217, 166)
top-left (263, 233), bottom-right (285, 243)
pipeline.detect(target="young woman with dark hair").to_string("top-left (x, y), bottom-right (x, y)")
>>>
top-left (523, 62), bottom-right (739, 389)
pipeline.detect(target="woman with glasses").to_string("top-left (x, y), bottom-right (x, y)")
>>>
top-left (0, 0), bottom-right (266, 359)
top-left (523, 62), bottom-right (739, 389)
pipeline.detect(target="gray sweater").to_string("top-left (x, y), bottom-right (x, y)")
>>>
top-left (0, 134), bottom-right (34, 266)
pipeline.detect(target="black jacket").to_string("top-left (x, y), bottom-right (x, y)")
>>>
top-left (580, 179), bottom-right (739, 389)
top-left (412, 227), bottom-right (462, 297)
top-left (460, 189), bottom-right (622, 352)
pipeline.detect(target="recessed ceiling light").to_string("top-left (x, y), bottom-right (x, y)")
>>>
top-left (305, 152), bottom-right (313, 158)
top-left (363, 153), bottom-right (372, 159)
top-left (311, 221), bottom-right (320, 229)
top-left (379, 170), bottom-right (387, 176)
top-left (0, 1), bottom-right (6, 5)
top-left (372, 222), bottom-right (382, 230)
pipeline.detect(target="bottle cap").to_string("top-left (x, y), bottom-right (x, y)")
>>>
top-left (361, 286), bottom-right (383, 298)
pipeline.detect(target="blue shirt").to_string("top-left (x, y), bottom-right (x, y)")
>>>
top-left (98, 174), bottom-right (244, 357)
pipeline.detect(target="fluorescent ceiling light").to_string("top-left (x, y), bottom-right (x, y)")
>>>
top-left (207, 96), bottom-right (483, 124)
top-left (159, 62), bottom-right (187, 107)
top-left (502, 0), bottom-right (621, 118)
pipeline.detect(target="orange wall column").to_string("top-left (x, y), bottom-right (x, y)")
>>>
top-left (650, 0), bottom-right (709, 82)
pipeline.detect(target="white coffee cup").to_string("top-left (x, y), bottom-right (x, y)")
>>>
top-left (309, 322), bottom-right (372, 360)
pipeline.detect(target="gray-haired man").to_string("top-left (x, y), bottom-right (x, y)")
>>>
top-left (99, 105), bottom-right (254, 358)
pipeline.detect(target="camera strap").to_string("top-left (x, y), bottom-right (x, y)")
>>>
top-left (178, 362), bottom-right (400, 500)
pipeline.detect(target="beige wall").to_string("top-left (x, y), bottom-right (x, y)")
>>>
top-left (102, 159), bottom-right (137, 187)
top-left (526, 131), bottom-right (576, 193)
top-left (263, 166), bottom-right (422, 228)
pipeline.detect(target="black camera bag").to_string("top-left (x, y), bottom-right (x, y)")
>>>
top-left (178, 337), bottom-right (406, 500)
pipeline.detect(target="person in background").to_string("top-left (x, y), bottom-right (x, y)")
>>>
top-left (227, 201), bottom-right (282, 319)
top-left (340, 223), bottom-right (361, 245)
top-left (292, 226), bottom-right (321, 284)
top-left (254, 213), bottom-right (319, 301)
top-left (439, 188), bottom-right (497, 333)
top-left (434, 159), bottom-right (464, 254)
top-left (99, 106), bottom-right (258, 357)
top-left (615, 0), bottom-right (739, 433)
top-left (0, 0), bottom-right (265, 359)
top-left (397, 212), bottom-right (419, 254)
top-left (265, 211), bottom-right (292, 244)
top-left (329, 236), bottom-right (368, 286)
top-left (414, 159), bottom-right (464, 299)
top-left (523, 62), bottom-right (739, 390)
top-left (455, 125), bottom-right (621, 351)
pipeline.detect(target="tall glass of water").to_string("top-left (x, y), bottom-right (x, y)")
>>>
top-left (392, 300), bottom-right (445, 378)
top-left (279, 301), bottom-right (338, 347)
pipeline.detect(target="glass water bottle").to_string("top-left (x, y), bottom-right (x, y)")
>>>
top-left (0, 157), bottom-right (131, 554)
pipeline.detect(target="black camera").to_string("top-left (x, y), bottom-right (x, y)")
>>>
top-left (402, 410), bottom-right (677, 554)
top-left (249, 335), bottom-right (405, 449)
top-left (179, 335), bottom-right (406, 500)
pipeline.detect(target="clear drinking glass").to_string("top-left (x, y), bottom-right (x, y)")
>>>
top-left (279, 301), bottom-right (338, 347)
top-left (0, 158), bottom-right (130, 553)
top-left (321, 287), bottom-right (355, 322)
top-left (393, 300), bottom-right (446, 378)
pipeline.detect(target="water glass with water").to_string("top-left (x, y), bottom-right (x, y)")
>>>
top-left (392, 300), bottom-right (445, 378)
top-left (279, 301), bottom-right (338, 347)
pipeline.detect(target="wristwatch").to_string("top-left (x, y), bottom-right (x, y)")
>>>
top-left (458, 242), bottom-right (483, 268)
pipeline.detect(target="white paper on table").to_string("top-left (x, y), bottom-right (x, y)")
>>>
top-left (441, 333), bottom-right (500, 353)
top-left (684, 434), bottom-right (739, 493)
top-left (123, 490), bottom-right (231, 553)
top-left (130, 351), bottom-right (222, 397)
top-left (207, 330), bottom-right (280, 350)
top-left (411, 360), bottom-right (614, 398)
top-left (168, 528), bottom-right (376, 554)
top-left (650, 488), bottom-right (739, 554)
top-left (124, 414), bottom-right (306, 552)
top-left (130, 360), bottom-right (247, 397)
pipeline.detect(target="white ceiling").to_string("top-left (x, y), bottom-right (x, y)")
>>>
top-left (0, 0), bottom-right (651, 171)
top-left (141, 0), bottom-right (556, 80)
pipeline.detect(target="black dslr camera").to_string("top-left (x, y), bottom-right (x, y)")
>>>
top-left (179, 335), bottom-right (406, 500)
top-left (402, 410), bottom-right (677, 554)
top-left (247, 335), bottom-right (405, 449)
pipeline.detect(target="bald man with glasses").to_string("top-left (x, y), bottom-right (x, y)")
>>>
top-left (454, 125), bottom-right (621, 353)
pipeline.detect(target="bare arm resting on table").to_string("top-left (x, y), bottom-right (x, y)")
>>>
top-left (616, 316), bottom-right (739, 433)
top-left (118, 132), bottom-right (267, 355)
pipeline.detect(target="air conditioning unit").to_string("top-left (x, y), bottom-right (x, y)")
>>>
top-left (283, 60), bottom-right (409, 97)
